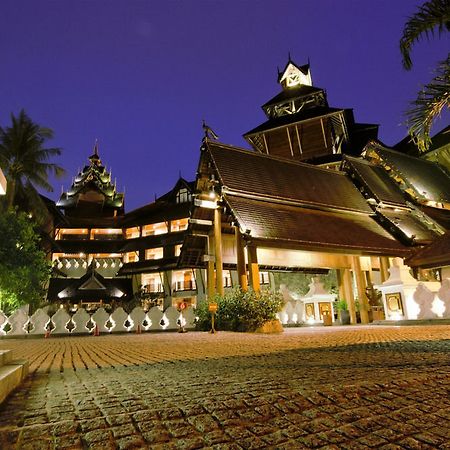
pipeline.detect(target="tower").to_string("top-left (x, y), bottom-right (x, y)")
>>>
top-left (244, 59), bottom-right (378, 165)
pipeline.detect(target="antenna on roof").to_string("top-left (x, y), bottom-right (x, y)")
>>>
top-left (288, 51), bottom-right (292, 62)
top-left (93, 139), bottom-right (99, 156)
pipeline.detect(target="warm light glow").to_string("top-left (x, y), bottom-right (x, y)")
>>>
top-left (194, 199), bottom-right (218, 209)
top-left (0, 168), bottom-right (6, 195)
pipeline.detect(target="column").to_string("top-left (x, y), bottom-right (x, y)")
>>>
top-left (207, 233), bottom-right (216, 300)
top-left (342, 268), bottom-right (357, 324)
top-left (352, 256), bottom-right (370, 324)
top-left (247, 243), bottom-right (260, 293)
top-left (234, 226), bottom-right (248, 291)
top-left (380, 256), bottom-right (390, 282)
top-left (214, 208), bottom-right (224, 297)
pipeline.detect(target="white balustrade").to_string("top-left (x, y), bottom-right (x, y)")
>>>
top-left (129, 306), bottom-right (146, 332)
top-left (29, 309), bottom-right (50, 335)
top-left (51, 309), bottom-right (71, 334)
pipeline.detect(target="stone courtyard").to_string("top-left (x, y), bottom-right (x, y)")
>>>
top-left (0, 325), bottom-right (449, 449)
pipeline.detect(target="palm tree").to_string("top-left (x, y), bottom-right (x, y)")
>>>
top-left (0, 110), bottom-right (65, 220)
top-left (399, 0), bottom-right (450, 151)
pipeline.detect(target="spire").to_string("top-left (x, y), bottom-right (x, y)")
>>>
top-left (89, 139), bottom-right (101, 165)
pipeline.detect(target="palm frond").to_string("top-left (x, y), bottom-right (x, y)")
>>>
top-left (400, 0), bottom-right (450, 70)
top-left (405, 55), bottom-right (450, 152)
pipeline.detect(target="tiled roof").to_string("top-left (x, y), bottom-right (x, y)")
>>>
top-left (418, 205), bottom-right (450, 230)
top-left (207, 142), bottom-right (372, 213)
top-left (344, 156), bottom-right (406, 206)
top-left (405, 232), bottom-right (450, 269)
top-left (365, 143), bottom-right (450, 204)
top-left (225, 195), bottom-right (409, 255)
top-left (377, 208), bottom-right (438, 245)
top-left (47, 269), bottom-right (132, 302)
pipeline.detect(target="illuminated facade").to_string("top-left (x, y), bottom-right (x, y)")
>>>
top-left (47, 146), bottom-right (201, 310)
top-left (45, 59), bottom-right (450, 322)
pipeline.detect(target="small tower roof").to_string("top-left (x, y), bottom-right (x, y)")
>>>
top-left (278, 59), bottom-right (312, 89)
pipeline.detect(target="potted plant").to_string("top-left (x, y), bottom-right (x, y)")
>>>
top-left (335, 299), bottom-right (350, 325)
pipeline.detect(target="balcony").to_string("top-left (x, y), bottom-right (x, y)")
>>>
top-left (173, 280), bottom-right (196, 292)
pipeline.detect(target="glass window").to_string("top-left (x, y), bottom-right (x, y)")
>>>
top-left (176, 188), bottom-right (191, 204)
top-left (142, 222), bottom-right (168, 236)
top-left (145, 247), bottom-right (164, 260)
top-left (171, 218), bottom-right (189, 232)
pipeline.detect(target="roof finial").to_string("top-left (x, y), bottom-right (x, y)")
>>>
top-left (89, 139), bottom-right (101, 165)
top-left (288, 51), bottom-right (292, 62)
top-left (202, 119), bottom-right (219, 142)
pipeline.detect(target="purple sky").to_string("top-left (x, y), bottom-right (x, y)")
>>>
top-left (1, 0), bottom-right (449, 211)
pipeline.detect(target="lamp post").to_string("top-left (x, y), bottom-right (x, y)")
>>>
top-left (208, 302), bottom-right (218, 333)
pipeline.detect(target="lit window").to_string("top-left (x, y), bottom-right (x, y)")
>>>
top-left (125, 227), bottom-right (140, 239)
top-left (174, 244), bottom-right (182, 256)
top-left (142, 274), bottom-right (163, 293)
top-left (142, 222), bottom-right (168, 236)
top-left (172, 270), bottom-right (196, 291)
top-left (125, 252), bottom-right (138, 263)
top-left (171, 218), bottom-right (188, 232)
top-left (145, 247), bottom-right (164, 260)
top-left (176, 188), bottom-right (191, 204)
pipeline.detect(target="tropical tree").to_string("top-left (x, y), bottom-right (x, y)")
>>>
top-left (0, 210), bottom-right (51, 314)
top-left (0, 110), bottom-right (65, 221)
top-left (400, 0), bottom-right (450, 151)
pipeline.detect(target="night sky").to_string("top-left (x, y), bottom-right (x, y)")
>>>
top-left (1, 0), bottom-right (449, 211)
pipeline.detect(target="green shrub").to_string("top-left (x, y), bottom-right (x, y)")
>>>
top-left (195, 288), bottom-right (284, 332)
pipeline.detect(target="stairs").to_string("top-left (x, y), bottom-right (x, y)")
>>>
top-left (0, 350), bottom-right (29, 404)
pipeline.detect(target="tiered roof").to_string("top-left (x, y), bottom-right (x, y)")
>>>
top-left (57, 143), bottom-right (124, 218)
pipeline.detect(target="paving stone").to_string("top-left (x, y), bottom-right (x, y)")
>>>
top-left (0, 326), bottom-right (448, 449)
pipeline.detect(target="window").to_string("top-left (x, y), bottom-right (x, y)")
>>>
top-left (259, 272), bottom-right (270, 285)
top-left (125, 227), bottom-right (140, 239)
top-left (124, 252), bottom-right (138, 263)
top-left (174, 244), bottom-right (182, 257)
top-left (91, 228), bottom-right (122, 240)
top-left (145, 247), bottom-right (163, 260)
top-left (223, 270), bottom-right (232, 288)
top-left (142, 274), bottom-right (163, 293)
top-left (173, 270), bottom-right (196, 291)
top-left (142, 222), bottom-right (168, 236)
top-left (56, 228), bottom-right (89, 240)
top-left (176, 188), bottom-right (191, 204)
top-left (171, 218), bottom-right (189, 232)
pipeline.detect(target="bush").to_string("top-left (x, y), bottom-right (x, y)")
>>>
top-left (195, 288), bottom-right (284, 332)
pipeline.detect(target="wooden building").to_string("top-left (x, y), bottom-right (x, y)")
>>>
top-left (47, 145), bottom-right (199, 310)
top-left (45, 59), bottom-right (450, 322)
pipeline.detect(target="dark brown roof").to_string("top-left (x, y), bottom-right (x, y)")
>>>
top-left (418, 205), bottom-right (450, 230)
top-left (377, 208), bottom-right (438, 245)
top-left (405, 232), bottom-right (450, 269)
top-left (365, 142), bottom-right (450, 204)
top-left (262, 85), bottom-right (324, 110)
top-left (207, 142), bottom-right (372, 214)
top-left (244, 107), bottom-right (343, 136)
top-left (344, 156), bottom-right (406, 206)
top-left (225, 195), bottom-right (409, 255)
top-left (47, 269), bottom-right (132, 303)
top-left (118, 257), bottom-right (178, 275)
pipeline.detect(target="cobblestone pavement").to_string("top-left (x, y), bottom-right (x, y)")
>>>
top-left (0, 325), bottom-right (449, 449)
